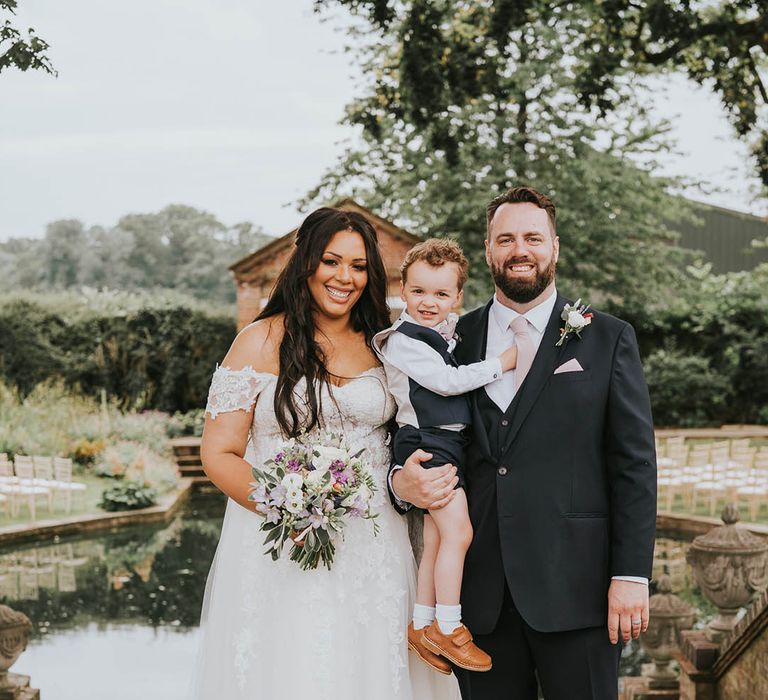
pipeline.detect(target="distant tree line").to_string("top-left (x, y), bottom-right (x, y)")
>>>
top-left (0, 205), bottom-right (271, 304)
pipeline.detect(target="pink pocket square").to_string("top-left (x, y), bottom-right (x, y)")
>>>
top-left (553, 358), bottom-right (584, 375)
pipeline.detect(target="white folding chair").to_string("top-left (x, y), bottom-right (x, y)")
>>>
top-left (0, 457), bottom-right (51, 520)
top-left (52, 457), bottom-right (87, 513)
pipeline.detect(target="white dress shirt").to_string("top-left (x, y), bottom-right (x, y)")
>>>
top-left (375, 311), bottom-right (503, 430)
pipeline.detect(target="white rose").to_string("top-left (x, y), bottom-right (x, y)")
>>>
top-left (305, 469), bottom-right (328, 490)
top-left (312, 446), bottom-right (347, 473)
top-left (567, 310), bottom-right (589, 330)
top-left (281, 473), bottom-right (303, 490)
top-left (285, 497), bottom-right (304, 514)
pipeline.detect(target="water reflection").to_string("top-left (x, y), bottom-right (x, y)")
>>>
top-left (0, 495), bottom-right (722, 697)
top-left (0, 489), bottom-right (226, 639)
top-left (0, 544), bottom-right (90, 601)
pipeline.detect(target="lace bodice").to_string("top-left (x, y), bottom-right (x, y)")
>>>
top-left (205, 364), bottom-right (395, 453)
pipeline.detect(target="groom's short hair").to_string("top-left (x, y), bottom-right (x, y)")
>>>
top-left (400, 238), bottom-right (469, 290)
top-left (486, 186), bottom-right (557, 237)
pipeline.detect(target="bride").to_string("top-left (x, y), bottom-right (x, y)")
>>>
top-left (190, 207), bottom-right (459, 699)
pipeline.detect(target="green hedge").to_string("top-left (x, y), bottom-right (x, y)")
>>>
top-left (0, 294), bottom-right (236, 413)
top-left (615, 264), bottom-right (768, 427)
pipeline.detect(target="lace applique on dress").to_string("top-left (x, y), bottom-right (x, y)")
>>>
top-left (205, 365), bottom-right (272, 419)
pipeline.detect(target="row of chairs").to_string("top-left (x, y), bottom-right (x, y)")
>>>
top-left (656, 439), bottom-right (768, 520)
top-left (0, 454), bottom-right (87, 520)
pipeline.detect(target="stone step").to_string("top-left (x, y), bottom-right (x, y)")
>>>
top-left (170, 437), bottom-right (206, 480)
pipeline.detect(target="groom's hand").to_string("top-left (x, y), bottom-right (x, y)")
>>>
top-left (392, 450), bottom-right (458, 510)
top-left (607, 579), bottom-right (649, 644)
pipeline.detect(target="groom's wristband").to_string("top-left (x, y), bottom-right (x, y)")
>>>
top-left (611, 576), bottom-right (649, 585)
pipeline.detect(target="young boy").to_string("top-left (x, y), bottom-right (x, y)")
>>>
top-left (373, 239), bottom-right (517, 675)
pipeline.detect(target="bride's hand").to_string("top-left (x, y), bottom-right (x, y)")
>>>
top-left (392, 450), bottom-right (458, 510)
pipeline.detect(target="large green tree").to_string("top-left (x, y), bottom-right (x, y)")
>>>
top-left (316, 0), bottom-right (768, 189)
top-left (0, 0), bottom-right (55, 76)
top-left (307, 0), bottom-right (695, 308)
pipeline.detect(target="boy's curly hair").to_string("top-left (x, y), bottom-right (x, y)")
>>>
top-left (400, 238), bottom-right (469, 290)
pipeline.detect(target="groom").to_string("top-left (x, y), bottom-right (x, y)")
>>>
top-left (391, 186), bottom-right (657, 699)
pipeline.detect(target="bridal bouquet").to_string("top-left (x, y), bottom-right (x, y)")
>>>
top-left (249, 432), bottom-right (379, 571)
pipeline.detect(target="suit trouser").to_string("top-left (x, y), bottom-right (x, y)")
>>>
top-left (454, 586), bottom-right (622, 700)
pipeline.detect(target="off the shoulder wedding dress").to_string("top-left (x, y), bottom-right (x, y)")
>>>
top-left (190, 365), bottom-right (459, 699)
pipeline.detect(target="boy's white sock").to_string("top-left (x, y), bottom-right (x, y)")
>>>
top-left (435, 603), bottom-right (462, 634)
top-left (412, 604), bottom-right (436, 630)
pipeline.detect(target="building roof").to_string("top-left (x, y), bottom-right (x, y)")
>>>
top-left (229, 199), bottom-right (422, 274)
top-left (676, 200), bottom-right (768, 272)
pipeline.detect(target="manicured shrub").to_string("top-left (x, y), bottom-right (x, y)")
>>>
top-left (99, 481), bottom-right (159, 512)
top-left (643, 350), bottom-right (731, 427)
top-left (0, 291), bottom-right (235, 414)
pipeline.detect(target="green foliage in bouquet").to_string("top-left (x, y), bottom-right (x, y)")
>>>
top-left (99, 481), bottom-right (159, 512)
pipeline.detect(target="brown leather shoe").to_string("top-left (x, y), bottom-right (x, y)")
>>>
top-left (407, 623), bottom-right (453, 675)
top-left (422, 621), bottom-right (492, 672)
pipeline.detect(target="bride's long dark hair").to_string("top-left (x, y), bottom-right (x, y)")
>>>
top-left (256, 207), bottom-right (391, 437)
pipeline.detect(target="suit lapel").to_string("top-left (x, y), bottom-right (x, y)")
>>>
top-left (500, 293), bottom-right (568, 458)
top-left (456, 300), bottom-right (493, 458)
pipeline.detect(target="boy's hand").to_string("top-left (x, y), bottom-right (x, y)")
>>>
top-left (500, 344), bottom-right (518, 372)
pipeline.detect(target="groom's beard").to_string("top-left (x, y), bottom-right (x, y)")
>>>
top-left (491, 255), bottom-right (557, 303)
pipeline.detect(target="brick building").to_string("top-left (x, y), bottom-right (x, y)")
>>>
top-left (229, 199), bottom-right (422, 330)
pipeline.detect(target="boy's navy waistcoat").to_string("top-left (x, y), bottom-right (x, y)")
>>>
top-left (393, 321), bottom-right (471, 428)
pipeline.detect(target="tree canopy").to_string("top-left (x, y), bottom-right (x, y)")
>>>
top-left (0, 0), bottom-right (55, 76)
top-left (315, 0), bottom-right (768, 188)
top-left (306, 0), bottom-right (697, 308)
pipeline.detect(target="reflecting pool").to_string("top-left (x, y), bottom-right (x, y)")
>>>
top-left (2, 488), bottom-right (226, 700)
top-left (2, 493), bottom-right (715, 699)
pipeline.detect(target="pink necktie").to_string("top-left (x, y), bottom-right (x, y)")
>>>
top-left (437, 317), bottom-right (457, 343)
top-left (510, 316), bottom-right (535, 390)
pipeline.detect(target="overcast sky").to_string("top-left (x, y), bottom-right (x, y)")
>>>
top-left (0, 0), bottom-right (764, 242)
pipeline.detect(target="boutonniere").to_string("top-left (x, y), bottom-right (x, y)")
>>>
top-left (556, 298), bottom-right (593, 347)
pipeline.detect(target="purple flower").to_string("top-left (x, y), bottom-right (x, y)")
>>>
top-left (269, 484), bottom-right (287, 508)
top-left (330, 459), bottom-right (345, 473)
top-left (334, 469), bottom-right (351, 485)
top-left (265, 507), bottom-right (281, 524)
top-left (286, 459), bottom-right (301, 473)
top-left (308, 510), bottom-right (325, 529)
top-left (274, 451), bottom-right (285, 463)
top-left (349, 495), bottom-right (368, 518)
top-left (250, 484), bottom-right (268, 504)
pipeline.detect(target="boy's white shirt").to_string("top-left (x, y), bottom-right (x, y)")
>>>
top-left (374, 310), bottom-right (503, 431)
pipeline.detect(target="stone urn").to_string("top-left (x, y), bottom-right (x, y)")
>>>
top-left (0, 605), bottom-right (32, 698)
top-left (686, 504), bottom-right (768, 642)
top-left (639, 575), bottom-right (696, 688)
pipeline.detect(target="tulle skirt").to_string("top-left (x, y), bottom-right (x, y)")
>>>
top-left (189, 497), bottom-right (459, 699)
